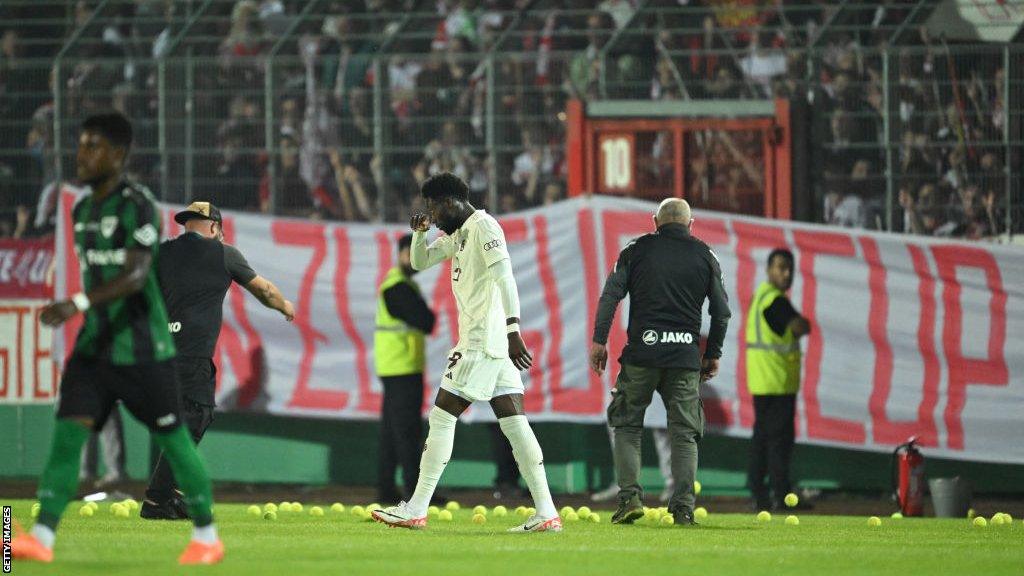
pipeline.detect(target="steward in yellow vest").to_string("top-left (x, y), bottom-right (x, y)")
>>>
top-left (745, 248), bottom-right (811, 512)
top-left (374, 234), bottom-right (435, 504)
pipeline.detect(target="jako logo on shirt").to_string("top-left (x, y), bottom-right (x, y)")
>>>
top-left (168, 322), bottom-right (182, 333)
top-left (642, 330), bottom-right (694, 345)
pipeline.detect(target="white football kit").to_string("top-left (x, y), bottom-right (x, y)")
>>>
top-left (411, 210), bottom-right (523, 402)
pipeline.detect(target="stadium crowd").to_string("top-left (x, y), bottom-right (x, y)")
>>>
top-left (0, 0), bottom-right (1015, 239)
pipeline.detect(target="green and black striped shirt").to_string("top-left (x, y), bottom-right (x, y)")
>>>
top-left (72, 180), bottom-right (176, 365)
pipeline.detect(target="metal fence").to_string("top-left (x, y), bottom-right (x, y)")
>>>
top-left (0, 0), bottom-right (1020, 242)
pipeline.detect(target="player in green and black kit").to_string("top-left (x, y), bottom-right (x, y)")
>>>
top-left (11, 112), bottom-right (224, 566)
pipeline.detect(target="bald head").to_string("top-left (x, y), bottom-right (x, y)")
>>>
top-left (655, 198), bottom-right (692, 227)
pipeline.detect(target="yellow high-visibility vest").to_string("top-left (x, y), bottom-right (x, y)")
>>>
top-left (374, 267), bottom-right (426, 377)
top-left (745, 281), bottom-right (801, 395)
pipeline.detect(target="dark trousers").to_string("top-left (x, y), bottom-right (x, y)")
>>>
top-left (145, 396), bottom-right (214, 503)
top-left (747, 394), bottom-right (796, 509)
top-left (378, 374), bottom-right (425, 499)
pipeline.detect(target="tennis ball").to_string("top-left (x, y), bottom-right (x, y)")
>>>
top-left (428, 505), bottom-right (440, 517)
top-left (292, 502), bottom-right (304, 513)
top-left (784, 493), bottom-right (799, 508)
top-left (264, 510), bottom-right (277, 521)
top-left (785, 515), bottom-right (800, 526)
top-left (756, 510), bottom-right (772, 523)
top-left (331, 503), bottom-right (345, 513)
top-left (31, 503), bottom-right (40, 518)
top-left (110, 502), bottom-right (125, 515)
top-left (891, 512), bottom-right (903, 519)
top-left (123, 499), bottom-right (139, 511)
top-left (560, 506), bottom-right (575, 517)
top-left (973, 516), bottom-right (987, 527)
top-left (694, 480), bottom-right (702, 495)
top-left (367, 503), bottom-right (381, 512)
top-left (515, 506), bottom-right (529, 517)
top-left (990, 514), bottom-right (1004, 526)
top-left (694, 507), bottom-right (708, 520)
top-left (867, 516), bottom-right (882, 527)
top-left (473, 505), bottom-right (488, 516)
top-left (79, 505), bottom-right (94, 517)
top-left (576, 506), bottom-right (592, 520)
top-left (967, 508), bottom-right (976, 519)
top-left (492, 505), bottom-right (508, 517)
top-left (350, 505), bottom-right (365, 517)
top-left (310, 506), bottom-right (324, 517)
top-left (661, 514), bottom-right (674, 526)
top-left (114, 505), bottom-right (130, 518)
top-left (247, 505), bottom-right (262, 517)
top-left (445, 501), bottom-right (461, 512)
top-left (589, 513), bottom-right (601, 523)
top-left (644, 508), bottom-right (660, 522)
top-left (438, 510), bottom-right (453, 521)
top-left (359, 510), bottom-right (373, 521)
top-left (279, 501), bottom-right (291, 512)
top-left (86, 501), bottom-right (99, 511)
top-left (998, 513), bottom-right (1012, 523)
top-left (472, 513), bottom-right (486, 524)
top-left (565, 511), bottom-right (579, 522)
top-left (264, 503), bottom-right (278, 514)
top-left (526, 507), bottom-right (536, 516)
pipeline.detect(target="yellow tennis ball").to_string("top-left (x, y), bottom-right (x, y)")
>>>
top-left (247, 505), bottom-right (262, 516)
top-left (527, 507), bottom-right (536, 516)
top-left (492, 505), bottom-right (508, 517)
top-left (114, 505), bottom-right (129, 518)
top-left (310, 506), bottom-right (324, 517)
top-left (350, 505), bottom-right (365, 517)
top-left (576, 506), bottom-right (592, 520)
top-left (264, 503), bottom-right (278, 513)
top-left (110, 502), bottom-right (125, 515)
top-left (967, 508), bottom-right (976, 519)
top-left (589, 513), bottom-right (601, 523)
top-left (427, 506), bottom-right (440, 517)
top-left (79, 504), bottom-right (94, 517)
top-left (293, 502), bottom-right (304, 513)
top-left (263, 510), bottom-right (277, 521)
top-left (560, 506), bottom-right (575, 517)
top-left (472, 513), bottom-right (486, 524)
top-left (891, 512), bottom-right (903, 519)
top-left (661, 514), bottom-right (675, 525)
top-left (990, 514), bottom-right (1004, 526)
top-left (756, 511), bottom-right (772, 523)
top-left (473, 505), bottom-right (488, 516)
top-left (31, 503), bottom-right (40, 518)
top-left (331, 503), bottom-right (345, 513)
top-left (279, 501), bottom-right (291, 512)
top-left (973, 516), bottom-right (987, 527)
top-left (867, 516), bottom-right (882, 527)
top-left (367, 503), bottom-right (381, 512)
top-left (694, 507), bottom-right (708, 520)
top-left (124, 499), bottom-right (139, 511)
top-left (644, 508), bottom-right (660, 521)
top-left (438, 510), bottom-right (453, 521)
top-left (785, 515), bottom-right (800, 526)
top-left (86, 501), bottom-right (99, 511)
top-left (694, 480), bottom-right (702, 495)
top-left (445, 501), bottom-right (461, 512)
top-left (359, 510), bottom-right (372, 521)
top-left (784, 493), bottom-right (799, 508)
top-left (565, 511), bottom-right (579, 521)
top-left (514, 506), bottom-right (528, 517)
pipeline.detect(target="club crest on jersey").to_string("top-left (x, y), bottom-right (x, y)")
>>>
top-left (100, 216), bottom-right (118, 238)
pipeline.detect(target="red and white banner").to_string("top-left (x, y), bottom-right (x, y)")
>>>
top-left (53, 190), bottom-right (1024, 463)
top-left (0, 238), bottom-right (58, 403)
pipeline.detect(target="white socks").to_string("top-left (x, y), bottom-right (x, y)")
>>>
top-left (192, 524), bottom-right (218, 545)
top-left (407, 407), bottom-right (458, 516)
top-left (31, 524), bottom-right (55, 550)
top-left (499, 415), bottom-right (558, 519)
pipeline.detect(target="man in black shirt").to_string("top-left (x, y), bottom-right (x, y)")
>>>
top-left (141, 201), bottom-right (294, 520)
top-left (374, 234), bottom-right (436, 503)
top-left (590, 198), bottom-right (731, 526)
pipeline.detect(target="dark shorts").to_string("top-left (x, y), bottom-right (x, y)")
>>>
top-left (175, 356), bottom-right (216, 407)
top-left (57, 354), bottom-right (182, 433)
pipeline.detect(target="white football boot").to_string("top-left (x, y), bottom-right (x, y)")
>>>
top-left (371, 501), bottom-right (427, 529)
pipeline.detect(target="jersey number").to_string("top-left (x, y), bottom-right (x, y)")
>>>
top-left (447, 352), bottom-right (463, 370)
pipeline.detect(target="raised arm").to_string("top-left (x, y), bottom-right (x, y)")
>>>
top-left (409, 213), bottom-right (457, 271)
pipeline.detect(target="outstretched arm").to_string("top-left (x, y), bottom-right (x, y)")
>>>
top-left (244, 275), bottom-right (295, 321)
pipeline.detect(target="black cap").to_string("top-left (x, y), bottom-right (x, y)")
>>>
top-left (174, 201), bottom-right (222, 225)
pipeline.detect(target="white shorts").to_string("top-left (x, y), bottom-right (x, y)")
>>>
top-left (439, 348), bottom-right (524, 403)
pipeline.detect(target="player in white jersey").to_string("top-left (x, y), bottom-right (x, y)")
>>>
top-left (372, 172), bottom-right (561, 533)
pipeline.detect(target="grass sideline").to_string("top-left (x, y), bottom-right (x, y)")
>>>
top-left (2, 499), bottom-right (1021, 575)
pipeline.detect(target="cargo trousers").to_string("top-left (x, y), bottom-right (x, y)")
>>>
top-left (607, 364), bottom-right (704, 515)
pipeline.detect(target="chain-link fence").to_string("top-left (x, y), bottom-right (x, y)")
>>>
top-left (0, 1), bottom-right (1020, 242)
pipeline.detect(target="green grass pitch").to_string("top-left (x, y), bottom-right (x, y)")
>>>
top-left (4, 499), bottom-right (1022, 575)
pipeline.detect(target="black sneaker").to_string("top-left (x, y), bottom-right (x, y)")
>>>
top-left (672, 510), bottom-right (697, 526)
top-left (611, 496), bottom-right (644, 525)
top-left (140, 497), bottom-right (189, 520)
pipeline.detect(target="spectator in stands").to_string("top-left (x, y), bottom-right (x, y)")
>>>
top-left (260, 130), bottom-right (312, 216)
top-left (542, 181), bottom-right (564, 206)
top-left (212, 132), bottom-right (261, 210)
top-left (566, 12), bottom-right (614, 100)
top-left (598, 0), bottom-right (636, 29)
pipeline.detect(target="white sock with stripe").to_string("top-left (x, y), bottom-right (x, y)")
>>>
top-left (498, 415), bottom-right (558, 519)
top-left (407, 407), bottom-right (458, 516)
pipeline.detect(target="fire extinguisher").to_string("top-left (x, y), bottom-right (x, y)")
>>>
top-left (891, 436), bottom-right (925, 516)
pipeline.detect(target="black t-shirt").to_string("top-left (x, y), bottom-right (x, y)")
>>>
top-left (158, 232), bottom-right (257, 362)
top-left (763, 295), bottom-right (799, 336)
